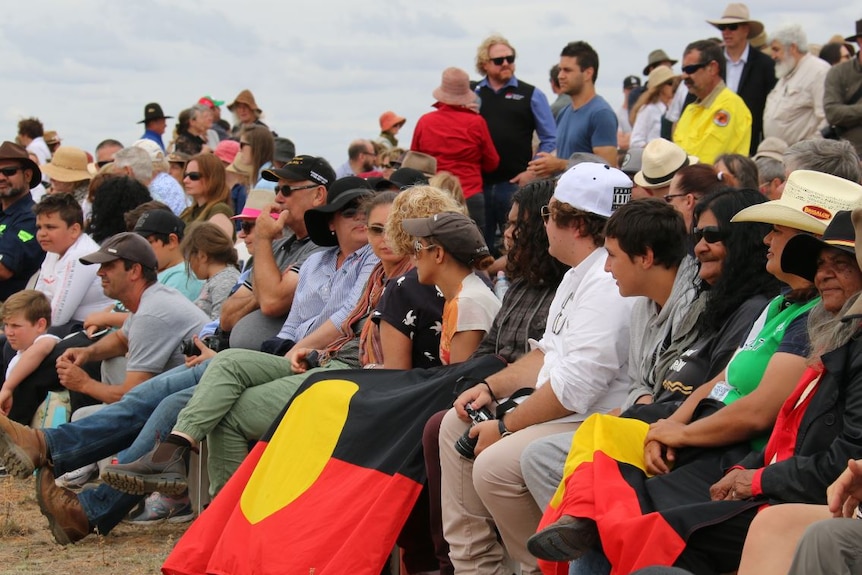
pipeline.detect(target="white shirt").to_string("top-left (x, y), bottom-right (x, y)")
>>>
top-left (527, 248), bottom-right (634, 423)
top-left (763, 53), bottom-right (831, 145)
top-left (6, 334), bottom-right (60, 379)
top-left (725, 43), bottom-right (750, 94)
top-left (35, 233), bottom-right (114, 325)
top-left (665, 83), bottom-right (689, 123)
top-left (630, 101), bottom-right (668, 149)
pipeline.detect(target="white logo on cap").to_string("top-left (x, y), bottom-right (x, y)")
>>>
top-left (108, 248), bottom-right (118, 254)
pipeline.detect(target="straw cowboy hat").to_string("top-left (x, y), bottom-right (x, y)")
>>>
top-left (432, 67), bottom-right (477, 107)
top-left (633, 139), bottom-right (698, 190)
top-left (706, 3), bottom-right (764, 39)
top-left (41, 146), bottom-right (92, 182)
top-left (732, 170), bottom-right (862, 234)
top-left (227, 89), bottom-right (262, 114)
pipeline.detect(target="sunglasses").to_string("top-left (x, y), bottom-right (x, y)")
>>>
top-left (682, 62), bottom-right (711, 75)
top-left (239, 221), bottom-right (255, 234)
top-left (490, 55), bottom-right (516, 66)
top-left (0, 166), bottom-right (22, 177)
top-left (240, 142), bottom-right (250, 149)
top-left (540, 205), bottom-right (552, 223)
top-left (716, 23), bottom-right (740, 31)
top-left (692, 225), bottom-right (727, 244)
top-left (413, 240), bottom-right (437, 254)
top-left (275, 183), bottom-right (318, 197)
top-left (339, 206), bottom-right (362, 219)
top-left (389, 161), bottom-right (402, 169)
top-left (367, 224), bottom-right (386, 236)
top-left (663, 193), bottom-right (688, 203)
top-left (183, 172), bottom-right (202, 181)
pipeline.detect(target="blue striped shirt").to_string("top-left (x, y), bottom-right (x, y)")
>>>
top-left (276, 243), bottom-right (379, 342)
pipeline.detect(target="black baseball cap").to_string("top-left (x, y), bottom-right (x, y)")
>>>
top-left (133, 209), bottom-right (186, 239)
top-left (262, 154), bottom-right (335, 189)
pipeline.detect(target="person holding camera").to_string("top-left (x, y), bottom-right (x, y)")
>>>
top-left (438, 163), bottom-right (635, 575)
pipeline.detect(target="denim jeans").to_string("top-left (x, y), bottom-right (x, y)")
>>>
top-left (42, 361), bottom-right (209, 535)
top-left (569, 550), bottom-right (611, 575)
top-left (482, 181), bottom-right (518, 256)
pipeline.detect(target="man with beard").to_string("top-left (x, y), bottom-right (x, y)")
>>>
top-left (762, 24), bottom-right (830, 145)
top-left (529, 41), bottom-right (618, 176)
top-left (0, 142), bottom-right (45, 301)
top-left (334, 139), bottom-right (376, 178)
top-left (673, 39), bottom-right (752, 164)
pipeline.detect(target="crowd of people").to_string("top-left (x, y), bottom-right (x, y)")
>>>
top-left (0, 3), bottom-right (861, 574)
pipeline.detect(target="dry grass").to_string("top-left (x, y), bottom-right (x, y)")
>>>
top-left (0, 475), bottom-right (189, 575)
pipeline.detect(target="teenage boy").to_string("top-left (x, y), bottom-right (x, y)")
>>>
top-left (0, 291), bottom-right (59, 418)
top-left (134, 209), bottom-right (203, 301)
top-left (33, 194), bottom-right (113, 334)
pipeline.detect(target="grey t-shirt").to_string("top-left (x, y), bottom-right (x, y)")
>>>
top-left (122, 283), bottom-right (209, 374)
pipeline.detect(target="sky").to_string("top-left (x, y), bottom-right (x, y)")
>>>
top-left (1, 1), bottom-right (859, 167)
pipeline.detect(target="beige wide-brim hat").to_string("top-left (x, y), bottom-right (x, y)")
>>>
top-left (645, 66), bottom-right (676, 94)
top-left (432, 67), bottom-right (477, 108)
top-left (230, 189), bottom-right (278, 220)
top-left (643, 49), bottom-right (678, 76)
top-left (707, 3), bottom-right (764, 39)
top-left (732, 170), bottom-right (862, 234)
top-left (41, 146), bottom-right (91, 182)
top-left (633, 139), bottom-right (698, 189)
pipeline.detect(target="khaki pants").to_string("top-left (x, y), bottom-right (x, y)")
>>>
top-left (438, 407), bottom-right (578, 575)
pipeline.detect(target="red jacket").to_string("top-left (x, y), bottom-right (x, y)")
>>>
top-left (411, 103), bottom-right (500, 198)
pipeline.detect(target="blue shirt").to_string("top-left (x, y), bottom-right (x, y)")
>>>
top-left (254, 161), bottom-right (276, 191)
top-left (475, 77), bottom-right (557, 156)
top-left (149, 172), bottom-right (189, 215)
top-left (276, 243), bottom-right (379, 342)
top-left (555, 95), bottom-right (618, 159)
top-left (141, 129), bottom-right (166, 152)
top-left (0, 192), bottom-right (44, 300)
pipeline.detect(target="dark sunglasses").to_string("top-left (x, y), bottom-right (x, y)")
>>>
top-left (239, 221), bottom-right (255, 234)
top-left (275, 183), bottom-right (318, 197)
top-left (490, 55), bottom-right (516, 66)
top-left (183, 172), bottom-right (202, 181)
top-left (681, 62), bottom-right (711, 75)
top-left (367, 224), bottom-right (386, 236)
top-left (716, 23), bottom-right (740, 31)
top-left (389, 161), bottom-right (402, 169)
top-left (339, 206), bottom-right (362, 219)
top-left (663, 193), bottom-right (688, 203)
top-left (692, 225), bottom-right (727, 244)
top-left (240, 142), bottom-right (251, 149)
top-left (0, 166), bottom-right (22, 177)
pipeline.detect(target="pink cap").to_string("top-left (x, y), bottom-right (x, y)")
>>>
top-left (214, 140), bottom-right (240, 164)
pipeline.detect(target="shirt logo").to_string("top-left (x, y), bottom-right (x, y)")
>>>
top-left (713, 110), bottom-right (730, 127)
top-left (504, 93), bottom-right (525, 101)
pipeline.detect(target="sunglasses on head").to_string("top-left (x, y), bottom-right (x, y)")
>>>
top-left (183, 172), bottom-right (202, 181)
top-left (413, 239), bottom-right (437, 254)
top-left (239, 221), bottom-right (255, 234)
top-left (717, 23), bottom-right (740, 31)
top-left (0, 166), bottom-right (22, 177)
top-left (275, 183), bottom-right (318, 197)
top-left (490, 55), bottom-right (516, 66)
top-left (692, 225), bottom-right (727, 244)
top-left (682, 62), bottom-right (711, 75)
top-left (367, 224), bottom-right (386, 236)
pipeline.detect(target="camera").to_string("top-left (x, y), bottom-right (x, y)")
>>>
top-left (454, 404), bottom-right (494, 460)
top-left (180, 334), bottom-right (229, 356)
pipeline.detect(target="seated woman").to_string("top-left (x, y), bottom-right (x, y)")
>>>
top-left (180, 153), bottom-right (235, 241)
top-left (529, 208), bottom-right (862, 575)
top-left (32, 193), bottom-right (113, 334)
top-left (180, 222), bottom-right (241, 321)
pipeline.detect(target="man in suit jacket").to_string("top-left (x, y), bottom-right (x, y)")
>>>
top-left (707, 3), bottom-right (776, 154)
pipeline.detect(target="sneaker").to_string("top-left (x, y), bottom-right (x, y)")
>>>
top-left (55, 463), bottom-right (99, 489)
top-left (124, 492), bottom-right (194, 525)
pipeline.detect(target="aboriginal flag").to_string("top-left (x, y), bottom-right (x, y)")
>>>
top-left (536, 413), bottom-right (754, 575)
top-left (162, 355), bottom-right (506, 575)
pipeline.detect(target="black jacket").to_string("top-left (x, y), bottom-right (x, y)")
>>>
top-left (735, 45), bottom-right (777, 155)
top-left (736, 331), bottom-right (862, 504)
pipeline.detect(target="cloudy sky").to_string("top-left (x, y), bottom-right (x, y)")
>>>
top-left (1, 1), bottom-right (858, 167)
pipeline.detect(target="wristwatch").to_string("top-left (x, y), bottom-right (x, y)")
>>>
top-left (498, 415), bottom-right (512, 438)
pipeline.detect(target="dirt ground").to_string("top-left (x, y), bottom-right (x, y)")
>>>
top-left (0, 474), bottom-right (188, 575)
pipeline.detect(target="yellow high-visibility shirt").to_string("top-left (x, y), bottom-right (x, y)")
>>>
top-left (674, 84), bottom-right (752, 164)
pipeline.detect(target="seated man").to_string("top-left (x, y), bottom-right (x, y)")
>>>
top-left (438, 162), bottom-right (635, 575)
top-left (56, 232), bottom-right (208, 406)
top-left (135, 209), bottom-right (204, 301)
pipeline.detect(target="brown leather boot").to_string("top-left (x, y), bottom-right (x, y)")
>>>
top-left (0, 413), bottom-right (48, 478)
top-left (35, 465), bottom-right (91, 545)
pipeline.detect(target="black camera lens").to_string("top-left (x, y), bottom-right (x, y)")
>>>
top-left (453, 405), bottom-right (494, 460)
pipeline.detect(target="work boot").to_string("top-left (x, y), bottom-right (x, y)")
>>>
top-left (526, 515), bottom-right (600, 562)
top-left (101, 437), bottom-right (191, 497)
top-left (0, 413), bottom-right (48, 478)
top-left (35, 465), bottom-right (91, 545)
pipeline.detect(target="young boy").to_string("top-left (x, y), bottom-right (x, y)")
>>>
top-left (133, 209), bottom-right (203, 301)
top-left (33, 193), bottom-right (113, 334)
top-left (0, 290), bottom-right (60, 418)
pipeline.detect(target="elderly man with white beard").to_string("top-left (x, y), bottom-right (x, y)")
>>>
top-left (762, 24), bottom-right (831, 145)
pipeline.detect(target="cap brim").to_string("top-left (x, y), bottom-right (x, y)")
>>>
top-left (230, 208), bottom-right (279, 220)
top-left (753, 151), bottom-right (784, 162)
top-left (731, 203), bottom-right (829, 234)
top-left (79, 251), bottom-right (120, 266)
top-left (262, 167), bottom-right (309, 183)
top-left (401, 218), bottom-right (435, 238)
top-left (315, 189), bottom-right (372, 214)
